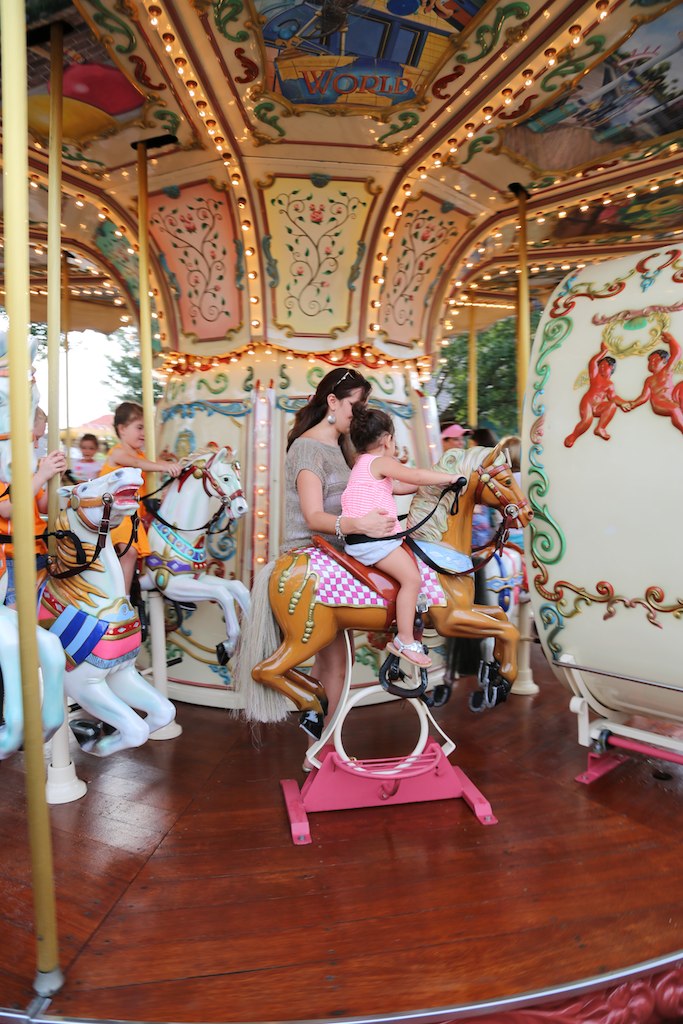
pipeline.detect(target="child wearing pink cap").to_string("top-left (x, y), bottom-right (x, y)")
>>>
top-left (441, 423), bottom-right (472, 451)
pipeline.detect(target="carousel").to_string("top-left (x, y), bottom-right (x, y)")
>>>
top-left (1, 0), bottom-right (682, 1021)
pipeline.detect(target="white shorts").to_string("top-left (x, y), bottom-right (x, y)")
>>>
top-left (344, 538), bottom-right (402, 566)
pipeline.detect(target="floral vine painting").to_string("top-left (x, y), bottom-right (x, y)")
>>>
top-left (149, 183), bottom-right (241, 341)
top-left (261, 176), bottom-right (374, 337)
top-left (380, 197), bottom-right (461, 345)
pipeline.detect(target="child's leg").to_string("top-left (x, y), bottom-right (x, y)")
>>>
top-left (115, 544), bottom-right (138, 596)
top-left (374, 546), bottom-right (430, 666)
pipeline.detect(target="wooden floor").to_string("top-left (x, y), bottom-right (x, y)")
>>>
top-left (1, 646), bottom-right (683, 1023)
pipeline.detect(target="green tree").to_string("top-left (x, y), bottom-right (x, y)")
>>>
top-left (435, 310), bottom-right (542, 436)
top-left (106, 327), bottom-right (163, 407)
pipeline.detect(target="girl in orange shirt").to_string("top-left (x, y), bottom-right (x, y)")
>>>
top-left (99, 402), bottom-right (182, 593)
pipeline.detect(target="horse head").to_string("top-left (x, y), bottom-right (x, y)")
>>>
top-left (179, 444), bottom-right (248, 520)
top-left (406, 445), bottom-right (533, 548)
top-left (470, 444), bottom-right (533, 529)
top-left (60, 468), bottom-right (144, 534)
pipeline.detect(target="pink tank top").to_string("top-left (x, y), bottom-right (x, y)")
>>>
top-left (341, 453), bottom-right (399, 531)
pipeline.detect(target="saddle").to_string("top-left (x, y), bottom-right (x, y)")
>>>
top-left (312, 534), bottom-right (418, 627)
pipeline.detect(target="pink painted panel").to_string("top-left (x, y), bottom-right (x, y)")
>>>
top-left (149, 183), bottom-right (242, 342)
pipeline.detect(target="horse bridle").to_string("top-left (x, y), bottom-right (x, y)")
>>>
top-left (48, 490), bottom-right (138, 579)
top-left (474, 462), bottom-right (529, 525)
top-left (145, 454), bottom-right (243, 536)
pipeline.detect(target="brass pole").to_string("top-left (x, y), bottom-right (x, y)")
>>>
top-left (467, 305), bottom-right (478, 427)
top-left (1, 0), bottom-right (63, 995)
top-left (46, 21), bottom-right (63, 550)
top-left (61, 256), bottom-right (71, 468)
top-left (136, 143), bottom-right (156, 483)
top-left (510, 182), bottom-right (530, 427)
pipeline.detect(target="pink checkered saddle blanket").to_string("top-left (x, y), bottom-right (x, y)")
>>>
top-left (304, 547), bottom-right (446, 609)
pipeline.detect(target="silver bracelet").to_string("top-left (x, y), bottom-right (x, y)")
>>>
top-left (335, 514), bottom-right (344, 541)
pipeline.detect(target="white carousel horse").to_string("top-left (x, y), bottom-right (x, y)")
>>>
top-left (38, 469), bottom-right (176, 756)
top-left (0, 329), bottom-right (67, 758)
top-left (140, 444), bottom-right (250, 662)
top-left (0, 585), bottom-right (66, 759)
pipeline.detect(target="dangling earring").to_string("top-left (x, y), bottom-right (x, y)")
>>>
top-left (327, 413), bottom-right (337, 424)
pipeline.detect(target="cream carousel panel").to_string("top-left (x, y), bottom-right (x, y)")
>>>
top-left (522, 247), bottom-right (683, 753)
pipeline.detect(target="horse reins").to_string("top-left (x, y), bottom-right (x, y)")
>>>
top-left (344, 478), bottom-right (468, 546)
top-left (143, 457), bottom-right (242, 536)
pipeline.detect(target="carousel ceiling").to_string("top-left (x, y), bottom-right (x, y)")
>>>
top-left (1, 0), bottom-right (681, 360)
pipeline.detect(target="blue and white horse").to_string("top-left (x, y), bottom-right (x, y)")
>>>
top-left (141, 444), bottom-right (250, 661)
top-left (38, 470), bottom-right (176, 756)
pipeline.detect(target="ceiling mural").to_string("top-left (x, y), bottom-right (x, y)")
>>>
top-left (2, 0), bottom-right (682, 358)
top-left (257, 175), bottom-right (380, 339)
top-left (501, 7), bottom-right (683, 174)
top-left (253, 0), bottom-right (485, 110)
top-left (148, 182), bottom-right (244, 343)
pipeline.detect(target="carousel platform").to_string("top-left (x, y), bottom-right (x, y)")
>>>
top-left (1, 645), bottom-right (682, 1023)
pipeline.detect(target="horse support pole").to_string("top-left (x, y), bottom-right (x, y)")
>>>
top-left (147, 591), bottom-right (182, 740)
top-left (30, 19), bottom-right (88, 805)
top-left (510, 598), bottom-right (539, 696)
top-left (131, 135), bottom-right (182, 738)
top-left (2, 3), bottom-right (63, 994)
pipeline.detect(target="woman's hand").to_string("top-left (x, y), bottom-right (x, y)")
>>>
top-left (355, 508), bottom-right (394, 538)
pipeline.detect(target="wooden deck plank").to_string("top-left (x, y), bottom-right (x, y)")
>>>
top-left (2, 647), bottom-right (682, 1022)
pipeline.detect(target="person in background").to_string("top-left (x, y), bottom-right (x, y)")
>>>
top-left (99, 401), bottom-right (183, 594)
top-left (500, 434), bottom-right (524, 548)
top-left (32, 406), bottom-right (48, 459)
top-left (72, 433), bottom-right (101, 482)
top-left (0, 448), bottom-right (66, 607)
top-left (441, 423), bottom-right (472, 451)
top-left (469, 427), bottom-right (500, 548)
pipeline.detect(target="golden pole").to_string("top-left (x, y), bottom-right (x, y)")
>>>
top-left (61, 256), bottom-right (71, 468)
top-left (136, 142), bottom-right (156, 483)
top-left (510, 183), bottom-right (530, 427)
top-left (1, 0), bottom-right (63, 995)
top-left (46, 21), bottom-right (63, 548)
top-left (467, 304), bottom-right (478, 427)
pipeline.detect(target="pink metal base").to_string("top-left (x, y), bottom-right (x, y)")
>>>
top-left (280, 740), bottom-right (497, 845)
top-left (577, 733), bottom-right (683, 785)
top-left (575, 751), bottom-right (629, 784)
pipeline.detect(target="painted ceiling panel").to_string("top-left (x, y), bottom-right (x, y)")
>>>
top-left (148, 182), bottom-right (244, 342)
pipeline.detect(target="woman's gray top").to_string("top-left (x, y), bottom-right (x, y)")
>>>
top-left (282, 437), bottom-right (350, 552)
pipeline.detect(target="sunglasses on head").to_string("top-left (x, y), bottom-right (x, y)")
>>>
top-left (333, 368), bottom-right (358, 390)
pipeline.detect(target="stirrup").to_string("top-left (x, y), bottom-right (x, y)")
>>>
top-left (379, 650), bottom-right (428, 699)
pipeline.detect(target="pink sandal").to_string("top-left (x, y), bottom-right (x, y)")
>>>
top-left (387, 638), bottom-right (432, 668)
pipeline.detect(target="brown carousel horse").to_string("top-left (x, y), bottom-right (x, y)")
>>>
top-left (236, 445), bottom-right (532, 735)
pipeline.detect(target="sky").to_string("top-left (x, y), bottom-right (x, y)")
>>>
top-left (35, 329), bottom-right (120, 430)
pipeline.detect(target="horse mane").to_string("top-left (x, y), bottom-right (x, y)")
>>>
top-left (406, 446), bottom-right (505, 543)
top-left (181, 443), bottom-right (235, 468)
top-left (47, 509), bottom-right (108, 609)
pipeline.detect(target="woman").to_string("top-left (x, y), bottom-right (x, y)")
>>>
top-left (235, 367), bottom-right (395, 749)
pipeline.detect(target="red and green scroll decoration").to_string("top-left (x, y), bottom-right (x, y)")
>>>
top-left (527, 316), bottom-right (683, 656)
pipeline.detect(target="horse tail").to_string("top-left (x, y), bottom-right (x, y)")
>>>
top-left (233, 561), bottom-right (290, 724)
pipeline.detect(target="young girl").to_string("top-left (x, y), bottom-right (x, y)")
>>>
top-left (341, 406), bottom-right (463, 667)
top-left (72, 433), bottom-right (101, 482)
top-left (99, 402), bottom-right (183, 593)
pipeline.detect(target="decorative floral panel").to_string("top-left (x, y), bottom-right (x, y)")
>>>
top-left (258, 176), bottom-right (376, 339)
top-left (379, 196), bottom-right (463, 346)
top-left (149, 183), bottom-right (242, 343)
